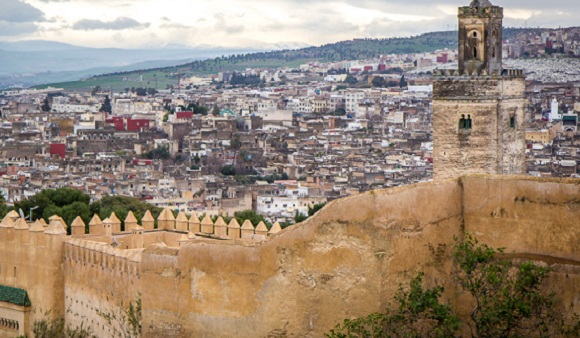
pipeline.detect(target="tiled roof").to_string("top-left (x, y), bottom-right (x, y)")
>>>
top-left (0, 285), bottom-right (31, 307)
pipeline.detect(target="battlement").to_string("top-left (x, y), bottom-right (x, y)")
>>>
top-left (433, 68), bottom-right (524, 79)
top-left (0, 208), bottom-right (284, 250)
top-left (459, 5), bottom-right (503, 17)
top-left (65, 238), bottom-right (142, 276)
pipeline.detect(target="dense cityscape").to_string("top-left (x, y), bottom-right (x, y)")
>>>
top-left (0, 0), bottom-right (578, 337)
top-left (1, 27), bottom-right (580, 225)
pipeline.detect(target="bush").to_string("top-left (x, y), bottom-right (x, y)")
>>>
top-left (326, 233), bottom-right (580, 338)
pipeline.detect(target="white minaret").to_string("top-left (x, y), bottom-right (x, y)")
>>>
top-left (550, 97), bottom-right (560, 121)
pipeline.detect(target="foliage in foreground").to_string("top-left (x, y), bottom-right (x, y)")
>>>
top-left (326, 234), bottom-right (579, 338)
top-left (96, 294), bottom-right (142, 338)
top-left (28, 296), bottom-right (141, 338)
top-left (325, 273), bottom-right (460, 338)
top-left (29, 312), bottom-right (96, 338)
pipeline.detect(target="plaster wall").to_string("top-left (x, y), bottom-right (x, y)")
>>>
top-left (64, 239), bottom-right (142, 338)
top-left (0, 229), bottom-right (65, 327)
top-left (141, 175), bottom-right (580, 337)
top-left (141, 180), bottom-right (464, 337)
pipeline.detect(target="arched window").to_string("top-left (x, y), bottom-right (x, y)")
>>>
top-left (459, 114), bottom-right (466, 129)
top-left (473, 32), bottom-right (477, 38)
top-left (473, 47), bottom-right (478, 59)
top-left (459, 114), bottom-right (473, 130)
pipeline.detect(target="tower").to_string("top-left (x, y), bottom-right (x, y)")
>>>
top-left (432, 0), bottom-right (526, 180)
top-left (550, 97), bottom-right (560, 121)
top-left (459, 0), bottom-right (503, 76)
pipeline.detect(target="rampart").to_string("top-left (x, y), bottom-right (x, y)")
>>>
top-left (141, 175), bottom-right (579, 337)
top-left (0, 175), bottom-right (578, 337)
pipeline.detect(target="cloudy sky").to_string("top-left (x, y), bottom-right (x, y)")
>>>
top-left (1, 0), bottom-right (577, 49)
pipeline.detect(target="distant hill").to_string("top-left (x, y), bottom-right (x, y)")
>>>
top-left (0, 40), bottom-right (264, 89)
top-left (27, 28), bottom-right (550, 91)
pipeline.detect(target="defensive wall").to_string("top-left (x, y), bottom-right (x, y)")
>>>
top-left (0, 175), bottom-right (578, 337)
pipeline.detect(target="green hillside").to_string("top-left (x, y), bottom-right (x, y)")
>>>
top-left (34, 28), bottom-right (539, 91)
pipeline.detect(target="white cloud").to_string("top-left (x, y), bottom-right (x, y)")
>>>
top-left (9, 0), bottom-right (580, 48)
top-left (72, 17), bottom-right (150, 31)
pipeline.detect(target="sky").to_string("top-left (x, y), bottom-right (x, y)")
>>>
top-left (0, 0), bottom-right (578, 49)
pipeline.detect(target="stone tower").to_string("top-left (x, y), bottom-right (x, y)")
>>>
top-left (432, 0), bottom-right (526, 180)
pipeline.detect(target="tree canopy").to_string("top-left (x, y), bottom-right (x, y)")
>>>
top-left (13, 188), bottom-right (162, 233)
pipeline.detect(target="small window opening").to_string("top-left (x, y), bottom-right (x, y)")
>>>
top-left (473, 47), bottom-right (478, 58)
top-left (13, 267), bottom-right (16, 277)
top-left (510, 116), bottom-right (515, 128)
top-left (492, 47), bottom-right (496, 58)
top-left (458, 114), bottom-right (466, 129)
top-left (473, 32), bottom-right (477, 38)
top-left (459, 114), bottom-right (473, 130)
top-left (492, 29), bottom-right (498, 38)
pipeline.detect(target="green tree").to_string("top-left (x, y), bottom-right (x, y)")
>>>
top-left (343, 74), bottom-right (358, 85)
top-left (0, 191), bottom-right (10, 220)
top-left (399, 75), bottom-right (408, 88)
top-left (15, 188), bottom-right (90, 225)
top-left (453, 233), bottom-right (566, 338)
top-left (326, 273), bottom-right (460, 338)
top-left (90, 196), bottom-right (162, 230)
top-left (372, 76), bottom-right (387, 88)
top-left (144, 147), bottom-right (170, 160)
top-left (234, 210), bottom-right (269, 228)
top-left (41, 97), bottom-right (51, 112)
top-left (308, 202), bottom-right (327, 217)
top-left (100, 95), bottom-right (112, 114)
top-left (294, 210), bottom-right (308, 223)
top-left (220, 165), bottom-right (236, 176)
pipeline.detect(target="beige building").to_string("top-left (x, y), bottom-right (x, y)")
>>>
top-left (525, 129), bottom-right (552, 145)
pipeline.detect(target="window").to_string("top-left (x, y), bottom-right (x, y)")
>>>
top-left (492, 47), bottom-right (496, 58)
top-left (510, 116), bottom-right (515, 128)
top-left (473, 32), bottom-right (477, 38)
top-left (459, 114), bottom-right (473, 131)
top-left (473, 47), bottom-right (478, 59)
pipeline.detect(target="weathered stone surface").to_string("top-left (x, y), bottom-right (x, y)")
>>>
top-left (433, 77), bottom-right (526, 180)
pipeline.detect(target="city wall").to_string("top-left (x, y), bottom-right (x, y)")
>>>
top-left (64, 239), bottom-right (142, 337)
top-left (0, 218), bottom-right (66, 334)
top-left (141, 175), bottom-right (579, 337)
top-left (0, 175), bottom-right (578, 338)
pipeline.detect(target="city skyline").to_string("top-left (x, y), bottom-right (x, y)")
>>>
top-left (1, 0), bottom-right (578, 49)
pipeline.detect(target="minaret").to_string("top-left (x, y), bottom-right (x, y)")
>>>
top-left (458, 0), bottom-right (503, 76)
top-left (432, 0), bottom-right (526, 180)
top-left (550, 97), bottom-right (560, 121)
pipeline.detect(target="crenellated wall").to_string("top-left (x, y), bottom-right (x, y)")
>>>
top-left (141, 175), bottom-right (579, 337)
top-left (0, 217), bottom-right (66, 332)
top-left (0, 175), bottom-right (578, 338)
